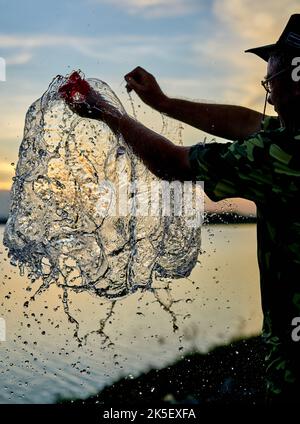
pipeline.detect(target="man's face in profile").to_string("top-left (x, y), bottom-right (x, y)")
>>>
top-left (267, 55), bottom-right (300, 126)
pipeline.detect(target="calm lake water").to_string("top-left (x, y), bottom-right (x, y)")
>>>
top-left (0, 224), bottom-right (262, 404)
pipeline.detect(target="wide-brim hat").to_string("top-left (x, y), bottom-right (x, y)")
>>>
top-left (245, 14), bottom-right (300, 61)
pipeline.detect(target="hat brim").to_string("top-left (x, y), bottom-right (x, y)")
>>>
top-left (245, 43), bottom-right (277, 62)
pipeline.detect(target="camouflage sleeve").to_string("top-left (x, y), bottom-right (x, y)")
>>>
top-left (188, 116), bottom-right (286, 203)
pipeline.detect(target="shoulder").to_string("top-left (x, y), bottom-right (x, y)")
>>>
top-left (228, 116), bottom-right (282, 157)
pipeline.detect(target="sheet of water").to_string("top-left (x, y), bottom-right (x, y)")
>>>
top-left (3, 72), bottom-right (202, 342)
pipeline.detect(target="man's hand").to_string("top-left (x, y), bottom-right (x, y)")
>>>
top-left (59, 71), bottom-right (101, 119)
top-left (124, 66), bottom-right (168, 112)
top-left (67, 88), bottom-right (104, 119)
top-left (59, 71), bottom-right (121, 128)
top-left (69, 90), bottom-right (122, 131)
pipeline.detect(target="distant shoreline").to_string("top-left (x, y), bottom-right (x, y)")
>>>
top-left (203, 212), bottom-right (257, 225)
top-left (0, 213), bottom-right (257, 226)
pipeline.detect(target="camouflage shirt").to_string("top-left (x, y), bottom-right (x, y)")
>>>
top-left (189, 116), bottom-right (300, 400)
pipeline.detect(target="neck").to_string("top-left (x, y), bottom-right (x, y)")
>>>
top-left (281, 116), bottom-right (300, 133)
top-left (280, 99), bottom-right (300, 133)
top-left (279, 109), bottom-right (300, 133)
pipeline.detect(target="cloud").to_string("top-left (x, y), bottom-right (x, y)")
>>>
top-left (0, 33), bottom-right (189, 67)
top-left (0, 34), bottom-right (90, 67)
top-left (213, 0), bottom-right (300, 43)
top-left (96, 0), bottom-right (200, 18)
top-left (5, 51), bottom-right (33, 65)
top-left (0, 34), bottom-right (92, 49)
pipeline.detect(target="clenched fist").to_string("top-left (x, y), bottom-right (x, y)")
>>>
top-left (124, 66), bottom-right (168, 112)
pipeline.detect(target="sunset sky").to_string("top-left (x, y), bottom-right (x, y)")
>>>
top-left (0, 0), bottom-right (299, 214)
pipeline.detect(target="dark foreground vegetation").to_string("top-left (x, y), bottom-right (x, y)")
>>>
top-left (60, 336), bottom-right (266, 406)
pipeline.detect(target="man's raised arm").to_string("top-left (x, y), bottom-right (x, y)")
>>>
top-left (125, 67), bottom-right (264, 141)
top-left (60, 72), bottom-right (192, 182)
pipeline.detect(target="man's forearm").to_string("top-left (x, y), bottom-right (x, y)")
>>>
top-left (105, 112), bottom-right (191, 181)
top-left (159, 97), bottom-right (264, 141)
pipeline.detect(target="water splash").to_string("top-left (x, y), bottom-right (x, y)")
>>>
top-left (3, 71), bottom-right (202, 341)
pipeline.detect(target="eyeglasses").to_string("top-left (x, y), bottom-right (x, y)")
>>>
top-left (261, 67), bottom-right (291, 93)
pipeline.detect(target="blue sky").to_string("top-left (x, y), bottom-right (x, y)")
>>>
top-left (0, 0), bottom-right (298, 201)
top-left (0, 0), bottom-right (211, 82)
